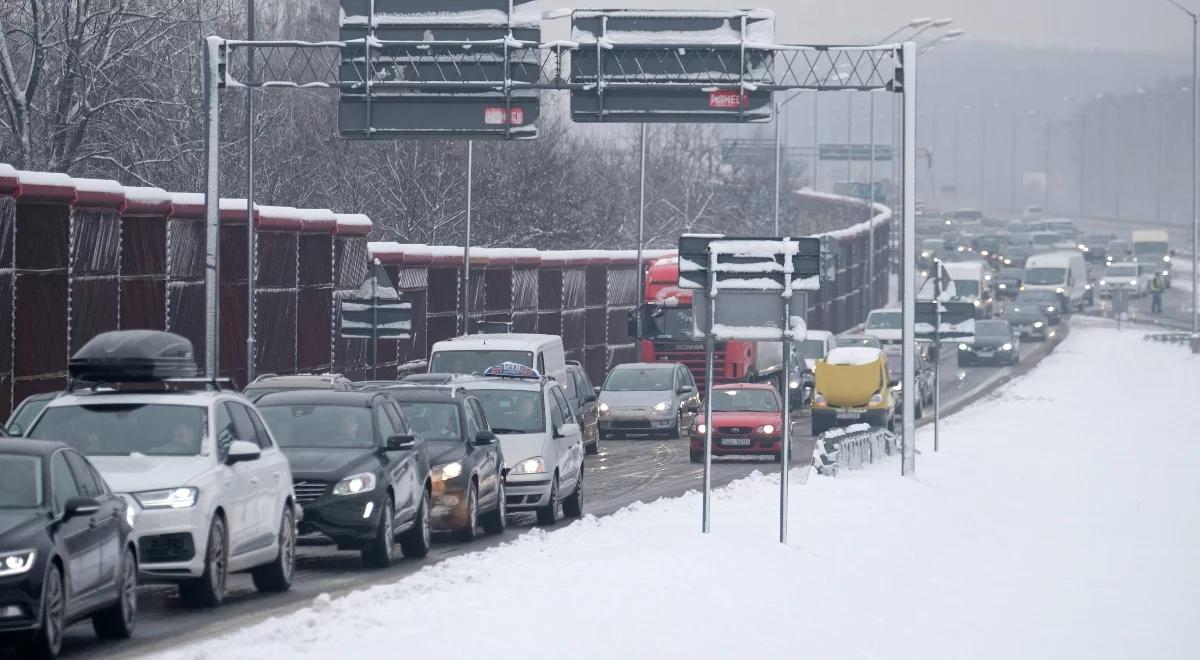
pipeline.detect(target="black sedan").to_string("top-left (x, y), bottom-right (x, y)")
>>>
top-left (993, 268), bottom-right (1024, 300)
top-left (0, 439), bottom-right (136, 659)
top-left (383, 387), bottom-right (507, 540)
top-left (1013, 290), bottom-right (1063, 325)
top-left (958, 320), bottom-right (1021, 366)
top-left (256, 391), bottom-right (432, 568)
top-left (1003, 304), bottom-right (1054, 342)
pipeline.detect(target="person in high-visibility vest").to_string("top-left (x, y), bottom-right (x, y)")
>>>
top-left (1150, 272), bottom-right (1165, 314)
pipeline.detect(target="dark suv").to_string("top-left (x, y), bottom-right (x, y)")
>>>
top-left (256, 391), bottom-right (432, 567)
top-left (243, 373), bottom-right (354, 402)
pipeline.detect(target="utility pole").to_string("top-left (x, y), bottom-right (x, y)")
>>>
top-left (245, 0), bottom-right (257, 383)
top-left (461, 141), bottom-right (473, 336)
top-left (1010, 109), bottom-right (1018, 211)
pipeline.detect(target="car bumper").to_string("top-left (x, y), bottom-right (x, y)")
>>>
top-left (811, 407), bottom-right (890, 430)
top-left (1011, 324), bottom-right (1048, 340)
top-left (503, 473), bottom-right (554, 511)
top-left (130, 503), bottom-right (211, 581)
top-left (297, 492), bottom-right (381, 544)
top-left (598, 411), bottom-right (676, 437)
top-left (690, 436), bottom-right (781, 456)
top-left (958, 349), bottom-right (1017, 364)
top-left (0, 575), bottom-right (41, 634)
top-left (431, 479), bottom-right (471, 531)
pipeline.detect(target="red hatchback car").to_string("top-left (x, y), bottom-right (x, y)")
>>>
top-left (688, 383), bottom-right (786, 462)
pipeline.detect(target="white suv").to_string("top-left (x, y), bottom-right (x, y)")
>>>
top-left (26, 389), bottom-right (298, 608)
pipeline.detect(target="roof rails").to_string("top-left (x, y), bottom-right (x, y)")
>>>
top-left (67, 377), bottom-right (239, 395)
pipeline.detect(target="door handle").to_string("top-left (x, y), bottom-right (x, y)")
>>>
top-left (89, 518), bottom-right (99, 529)
top-left (249, 477), bottom-right (259, 485)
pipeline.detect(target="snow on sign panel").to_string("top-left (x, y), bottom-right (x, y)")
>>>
top-left (338, 0), bottom-right (541, 140)
top-left (570, 9), bottom-right (775, 123)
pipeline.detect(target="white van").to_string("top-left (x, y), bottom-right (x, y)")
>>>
top-left (942, 261), bottom-right (994, 318)
top-left (428, 333), bottom-right (568, 386)
top-left (1023, 251), bottom-right (1088, 311)
top-left (1131, 229), bottom-right (1172, 287)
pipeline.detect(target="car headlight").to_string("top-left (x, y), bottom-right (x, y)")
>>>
top-left (1078, 244), bottom-right (1088, 251)
top-left (511, 457), bottom-right (545, 475)
top-left (695, 423), bottom-right (708, 434)
top-left (1046, 306), bottom-right (1055, 312)
top-left (981, 250), bottom-right (990, 256)
top-left (1001, 343), bottom-right (1013, 351)
top-left (1164, 255), bottom-right (1171, 263)
top-left (436, 461), bottom-right (463, 480)
top-left (869, 393), bottom-right (884, 405)
top-left (973, 299), bottom-right (981, 308)
top-left (1163, 270), bottom-right (1170, 276)
top-left (1034, 321), bottom-right (1044, 328)
top-left (124, 504), bottom-right (137, 529)
top-left (1004, 259), bottom-right (1013, 265)
top-left (999, 283), bottom-right (1007, 289)
top-left (758, 424), bottom-right (776, 435)
top-left (134, 487), bottom-right (199, 509)
top-left (653, 401), bottom-right (670, 412)
top-left (1099, 279), bottom-right (1107, 286)
top-left (1129, 280), bottom-right (1137, 287)
top-left (921, 251), bottom-right (931, 258)
top-left (958, 343), bottom-right (969, 351)
top-left (598, 402), bottom-right (610, 413)
top-left (789, 380), bottom-right (799, 389)
top-left (332, 473), bottom-right (377, 496)
top-left (1055, 287), bottom-right (1065, 294)
top-left (0, 550), bottom-right (36, 578)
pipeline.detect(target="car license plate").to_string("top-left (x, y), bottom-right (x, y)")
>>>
top-left (720, 437), bottom-right (751, 447)
top-left (836, 411), bottom-right (860, 420)
top-left (977, 351), bottom-right (993, 357)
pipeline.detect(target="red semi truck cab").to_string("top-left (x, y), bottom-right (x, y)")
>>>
top-left (640, 257), bottom-right (768, 388)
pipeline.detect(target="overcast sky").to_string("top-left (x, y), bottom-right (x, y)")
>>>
top-left (549, 0), bottom-right (1196, 55)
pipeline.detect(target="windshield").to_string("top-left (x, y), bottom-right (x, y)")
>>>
top-left (1024, 267), bottom-right (1066, 285)
top-left (795, 339), bottom-right (827, 359)
top-left (29, 404), bottom-right (208, 457)
top-left (1032, 234), bottom-right (1058, 246)
top-left (0, 454), bottom-right (43, 508)
top-left (866, 311), bottom-right (901, 330)
top-left (975, 322), bottom-right (1010, 337)
top-left (429, 350), bottom-right (534, 376)
top-left (470, 389), bottom-right (544, 434)
top-left (1106, 266), bottom-right (1138, 277)
top-left (646, 307), bottom-right (696, 341)
top-left (1134, 241), bottom-right (1168, 256)
top-left (604, 367), bottom-right (674, 392)
top-left (7, 397), bottom-right (51, 435)
top-left (953, 280), bottom-right (981, 297)
top-left (258, 405), bottom-right (374, 449)
top-left (837, 337), bottom-right (880, 348)
top-left (710, 389), bottom-right (779, 413)
top-left (396, 402), bottom-right (462, 443)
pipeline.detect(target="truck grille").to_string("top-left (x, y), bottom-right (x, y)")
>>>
top-left (293, 481), bottom-right (328, 504)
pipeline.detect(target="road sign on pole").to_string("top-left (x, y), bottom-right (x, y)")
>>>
top-left (340, 263), bottom-right (413, 379)
top-left (338, 0), bottom-right (542, 140)
top-left (569, 9), bottom-right (775, 123)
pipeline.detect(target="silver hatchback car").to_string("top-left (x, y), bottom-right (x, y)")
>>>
top-left (597, 363), bottom-right (701, 439)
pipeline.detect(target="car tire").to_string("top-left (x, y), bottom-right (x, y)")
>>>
top-left (535, 475), bottom-right (559, 526)
top-left (22, 563), bottom-right (65, 659)
top-left (361, 498), bottom-right (396, 568)
top-left (252, 505), bottom-right (296, 592)
top-left (180, 515), bottom-right (227, 609)
top-left (456, 482), bottom-right (481, 543)
top-left (562, 468), bottom-right (584, 519)
top-left (481, 480), bottom-right (507, 535)
top-left (399, 489), bottom-right (432, 559)
top-left (93, 547), bottom-right (137, 639)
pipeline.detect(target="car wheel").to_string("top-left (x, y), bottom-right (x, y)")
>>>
top-left (93, 547), bottom-right (138, 639)
top-left (481, 480), bottom-right (507, 535)
top-left (22, 563), bottom-right (65, 658)
top-left (535, 475), bottom-right (559, 525)
top-left (399, 489), bottom-right (432, 559)
top-left (562, 467), bottom-right (584, 519)
top-left (180, 515), bottom-right (227, 608)
top-left (456, 482), bottom-right (481, 542)
top-left (252, 505), bottom-right (296, 592)
top-left (361, 498), bottom-right (396, 568)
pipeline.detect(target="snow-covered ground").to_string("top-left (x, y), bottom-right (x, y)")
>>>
top-left (159, 320), bottom-right (1200, 660)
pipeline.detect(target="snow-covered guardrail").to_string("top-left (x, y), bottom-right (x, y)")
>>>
top-left (812, 424), bottom-right (898, 476)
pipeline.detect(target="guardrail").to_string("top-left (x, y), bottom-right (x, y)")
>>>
top-left (812, 424), bottom-right (898, 477)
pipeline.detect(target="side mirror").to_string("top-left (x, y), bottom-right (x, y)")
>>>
top-left (677, 385), bottom-right (695, 394)
top-left (225, 440), bottom-right (262, 465)
top-left (593, 386), bottom-right (602, 396)
top-left (473, 430), bottom-right (497, 446)
top-left (554, 423), bottom-right (580, 439)
top-left (63, 496), bottom-right (101, 519)
top-left (385, 434), bottom-right (418, 452)
top-left (583, 393), bottom-right (597, 403)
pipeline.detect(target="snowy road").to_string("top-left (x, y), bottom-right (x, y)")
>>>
top-left (28, 333), bottom-right (1059, 660)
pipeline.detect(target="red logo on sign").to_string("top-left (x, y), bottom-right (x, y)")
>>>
top-left (708, 90), bottom-right (750, 110)
top-left (484, 107), bottom-right (525, 126)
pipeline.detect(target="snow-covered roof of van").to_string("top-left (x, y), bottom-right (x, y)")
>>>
top-left (433, 334), bottom-right (562, 350)
top-left (824, 347), bottom-right (883, 366)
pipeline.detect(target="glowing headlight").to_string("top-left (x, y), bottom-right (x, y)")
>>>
top-left (695, 423), bottom-right (708, 434)
top-left (598, 402), bottom-right (610, 413)
top-left (653, 401), bottom-right (670, 412)
top-left (1046, 306), bottom-right (1056, 312)
top-left (124, 504), bottom-right (137, 529)
top-left (1004, 259), bottom-right (1012, 265)
top-left (1100, 279), bottom-right (1107, 286)
top-left (1163, 270), bottom-right (1170, 276)
top-left (437, 461), bottom-right (463, 480)
top-left (332, 473), bottom-right (377, 496)
top-left (789, 380), bottom-right (800, 389)
top-left (973, 299), bottom-right (981, 308)
top-left (1001, 343), bottom-right (1013, 351)
top-left (981, 250), bottom-right (990, 256)
top-left (1078, 244), bottom-right (1088, 251)
top-left (1164, 255), bottom-right (1171, 263)
top-left (1129, 280), bottom-right (1138, 287)
top-left (999, 283), bottom-right (1007, 289)
top-left (758, 424), bottom-right (776, 435)
top-left (0, 550), bottom-right (35, 578)
top-left (1055, 287), bottom-right (1065, 294)
top-left (134, 487), bottom-right (198, 509)
top-left (921, 251), bottom-right (931, 258)
top-left (958, 343), bottom-right (969, 351)
top-left (511, 457), bottom-right (546, 475)
top-left (1034, 321), bottom-right (1044, 328)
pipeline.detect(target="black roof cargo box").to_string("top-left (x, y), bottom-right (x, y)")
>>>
top-left (69, 330), bottom-right (197, 383)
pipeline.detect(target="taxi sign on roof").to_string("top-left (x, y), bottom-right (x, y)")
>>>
top-left (483, 362), bottom-right (541, 379)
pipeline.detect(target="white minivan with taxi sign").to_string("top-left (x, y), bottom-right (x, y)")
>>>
top-left (428, 334), bottom-right (567, 384)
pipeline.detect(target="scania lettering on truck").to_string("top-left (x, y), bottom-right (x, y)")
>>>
top-left (1131, 230), bottom-right (1173, 287)
top-left (638, 257), bottom-right (782, 388)
top-left (1023, 252), bottom-right (1088, 311)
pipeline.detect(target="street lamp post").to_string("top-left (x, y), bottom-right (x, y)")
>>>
top-left (1162, 0), bottom-right (1200, 340)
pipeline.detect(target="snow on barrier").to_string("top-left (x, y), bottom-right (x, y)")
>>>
top-left (813, 423), bottom-right (898, 477)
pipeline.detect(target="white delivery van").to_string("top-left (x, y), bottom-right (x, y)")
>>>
top-left (942, 261), bottom-right (995, 318)
top-left (1023, 251), bottom-right (1088, 311)
top-left (428, 334), bottom-right (568, 385)
top-left (1131, 229), bottom-right (1172, 287)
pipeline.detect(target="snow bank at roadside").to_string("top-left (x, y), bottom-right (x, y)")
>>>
top-left (159, 322), bottom-right (1200, 660)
